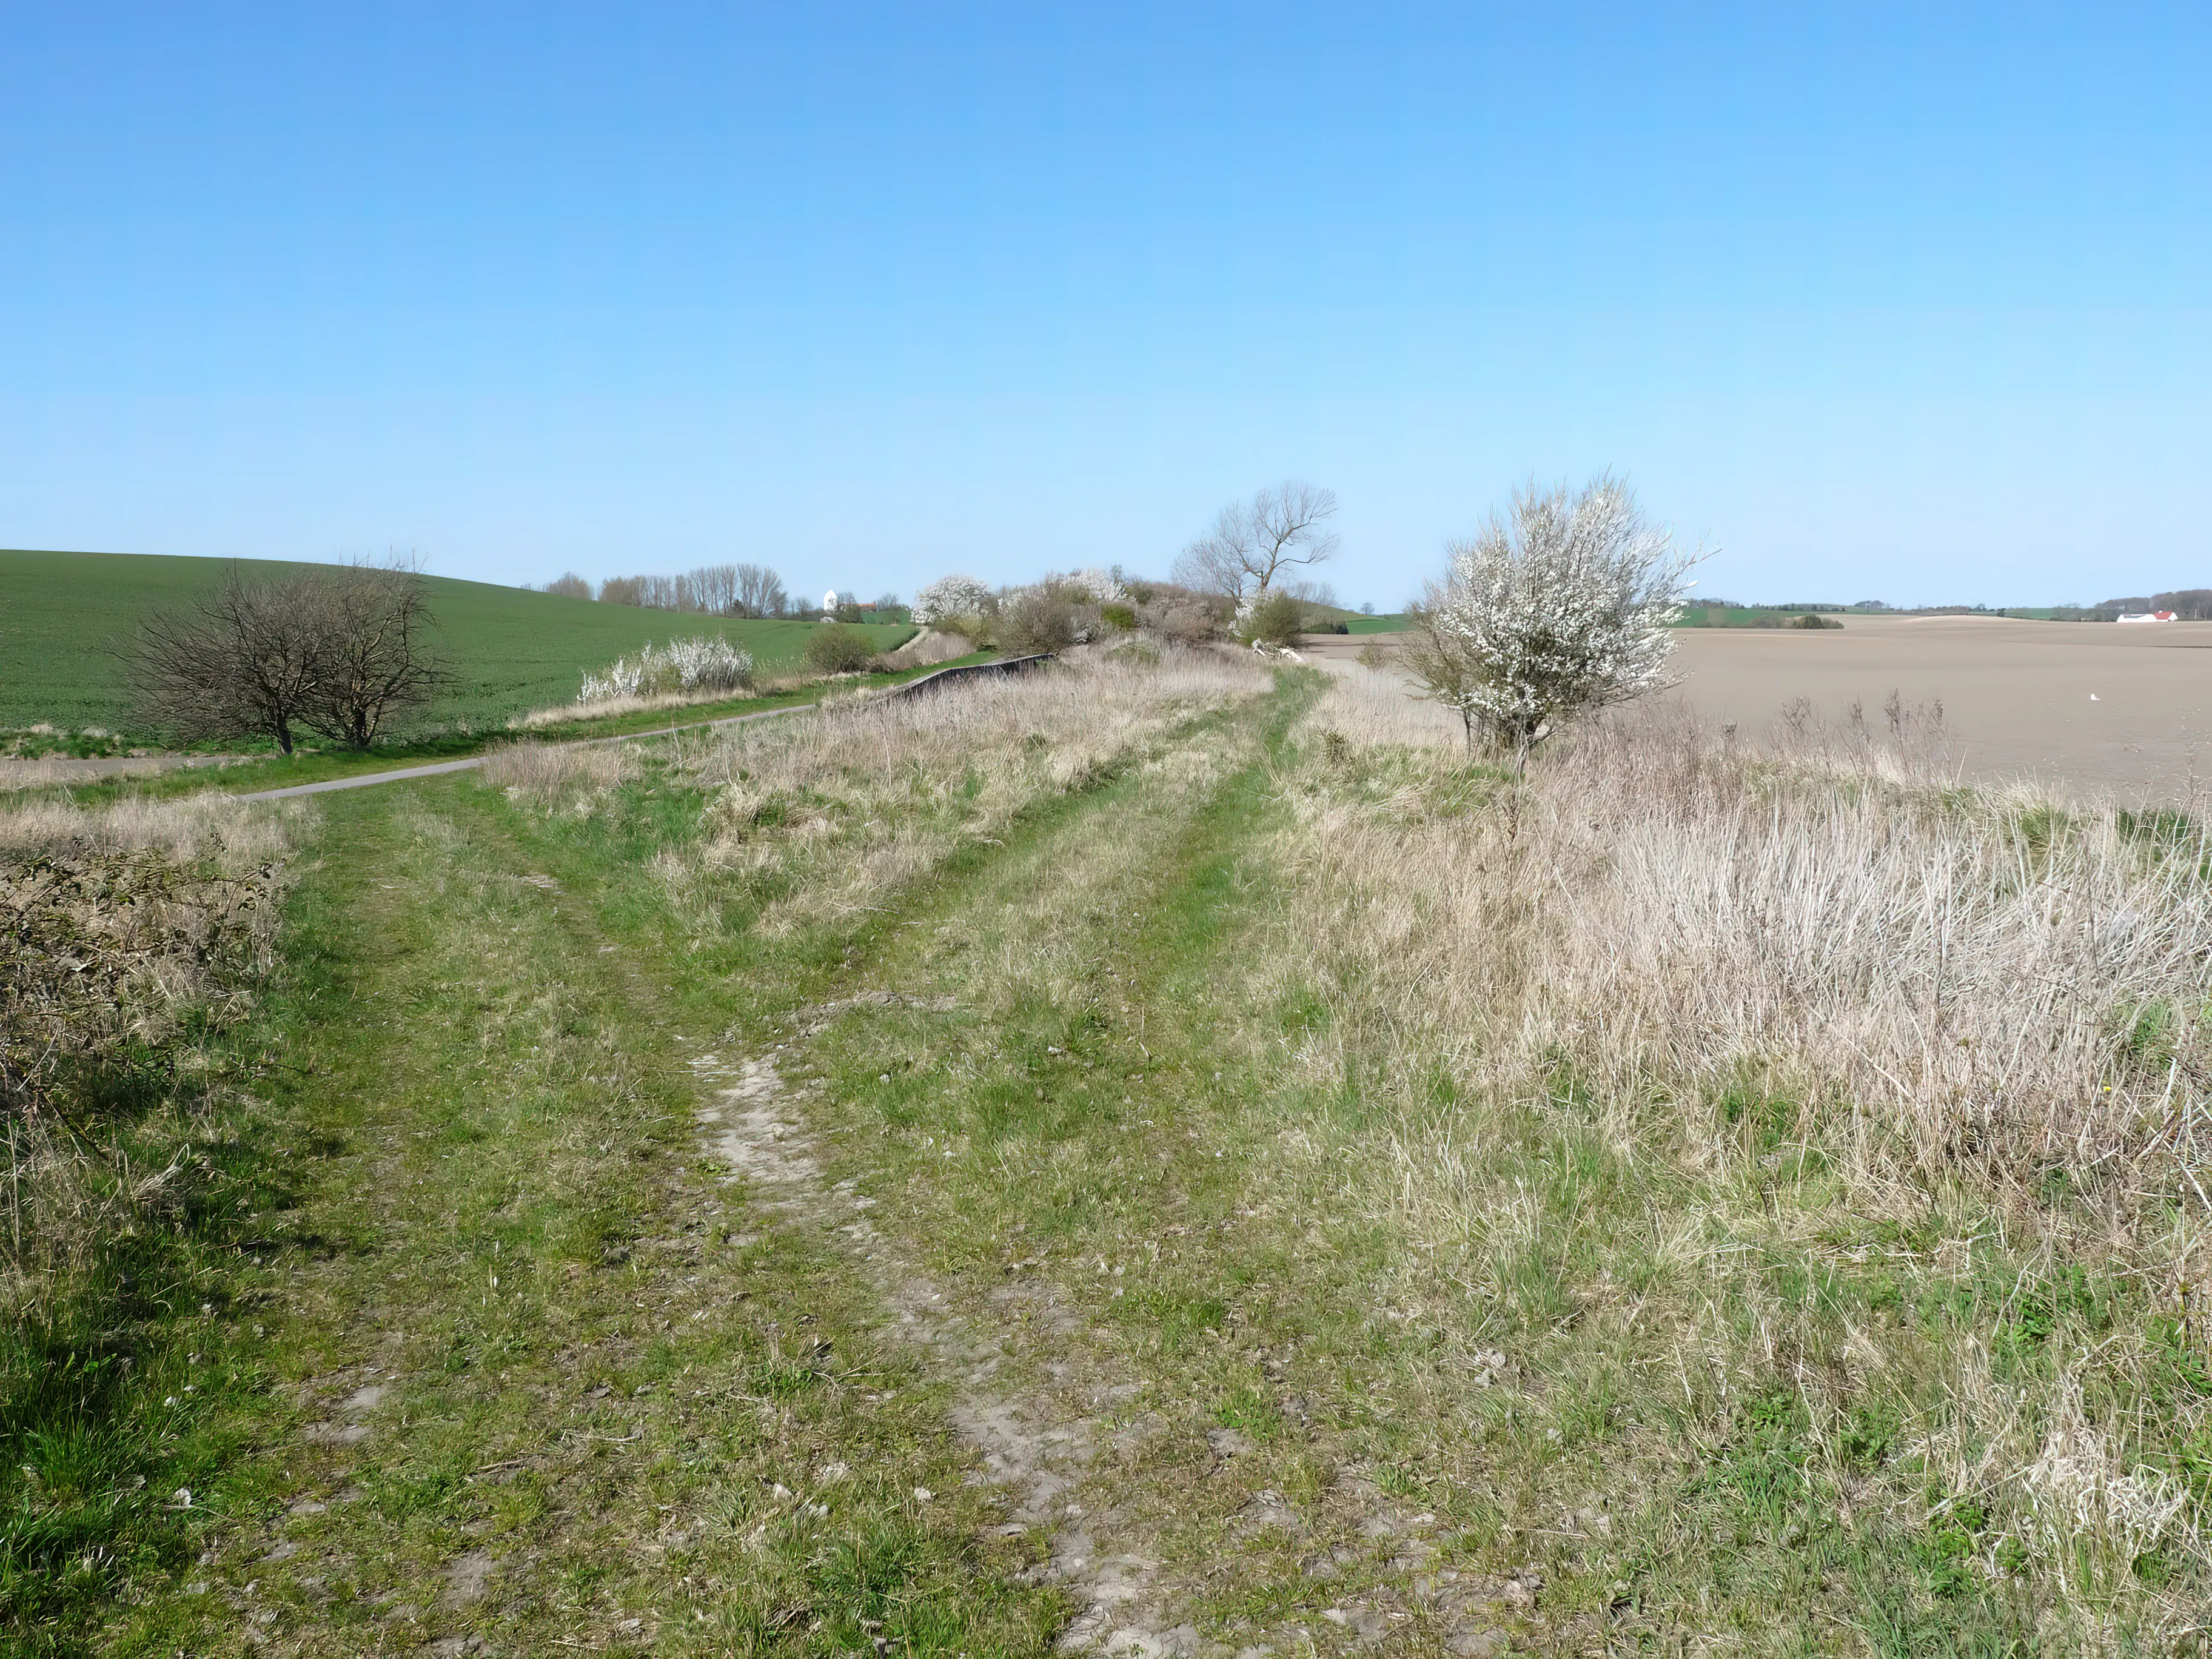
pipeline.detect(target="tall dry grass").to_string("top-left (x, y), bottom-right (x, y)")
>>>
top-left (677, 652), bottom-right (1267, 931)
top-left (1274, 664), bottom-right (2212, 1633)
top-left (486, 651), bottom-right (1271, 934)
top-left (1295, 667), bottom-right (2212, 1204)
top-left (2, 789), bottom-right (303, 1307)
top-left (479, 735), bottom-right (648, 804)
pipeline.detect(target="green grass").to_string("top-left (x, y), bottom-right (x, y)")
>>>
top-left (42, 652), bottom-right (998, 803)
top-left (18, 660), bottom-right (2202, 1653)
top-left (1672, 605), bottom-right (1853, 628)
top-left (0, 548), bottom-right (913, 739)
top-left (11, 778), bottom-right (1060, 1657)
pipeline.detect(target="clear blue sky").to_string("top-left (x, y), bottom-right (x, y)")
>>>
top-left (4, 3), bottom-right (2206, 608)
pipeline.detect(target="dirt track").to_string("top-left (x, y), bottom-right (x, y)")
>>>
top-left (1316, 615), bottom-right (2212, 800)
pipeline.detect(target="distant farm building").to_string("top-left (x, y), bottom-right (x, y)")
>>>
top-left (2117, 611), bottom-right (2178, 624)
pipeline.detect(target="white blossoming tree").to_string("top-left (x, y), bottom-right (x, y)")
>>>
top-left (1418, 474), bottom-right (1698, 776)
top-left (911, 574), bottom-right (993, 627)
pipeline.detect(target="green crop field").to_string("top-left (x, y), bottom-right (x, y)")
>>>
top-left (1296, 602), bottom-right (1407, 634)
top-left (0, 549), bottom-right (913, 739)
top-left (1672, 605), bottom-right (1851, 628)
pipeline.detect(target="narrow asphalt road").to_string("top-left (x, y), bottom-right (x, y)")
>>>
top-left (231, 658), bottom-right (1054, 802)
top-left (232, 703), bottom-right (817, 800)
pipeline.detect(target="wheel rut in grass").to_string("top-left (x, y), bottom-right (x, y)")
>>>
top-left (689, 1008), bottom-right (1198, 1657)
top-left (668, 686), bottom-right (1307, 1655)
top-left (678, 673), bottom-right (1515, 1655)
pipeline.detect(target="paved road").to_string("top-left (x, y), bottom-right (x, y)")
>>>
top-left (230, 659), bottom-right (1055, 802)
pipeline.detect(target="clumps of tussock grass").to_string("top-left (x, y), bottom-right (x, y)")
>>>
top-left (1269, 664), bottom-right (2212, 1638)
top-left (663, 649), bottom-right (1267, 933)
top-left (478, 737), bottom-right (647, 811)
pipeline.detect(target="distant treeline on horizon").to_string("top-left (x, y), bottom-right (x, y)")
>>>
top-left (1689, 589), bottom-right (2211, 622)
top-left (531, 563), bottom-right (903, 620)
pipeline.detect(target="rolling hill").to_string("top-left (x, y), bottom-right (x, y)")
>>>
top-left (0, 549), bottom-right (912, 737)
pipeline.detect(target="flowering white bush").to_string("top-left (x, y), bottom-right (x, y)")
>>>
top-left (1423, 474), bottom-right (1696, 771)
top-left (910, 575), bottom-right (993, 627)
top-left (578, 636), bottom-right (754, 703)
top-left (1062, 567), bottom-right (1129, 606)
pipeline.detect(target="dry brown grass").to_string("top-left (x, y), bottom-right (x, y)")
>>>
top-left (2, 789), bottom-right (304, 1307)
top-left (1272, 663), bottom-right (2212, 1632)
top-left (478, 735), bottom-right (648, 806)
top-left (486, 651), bottom-right (1273, 939)
top-left (1296, 666), bottom-right (2212, 1202)
top-left (675, 651), bottom-right (1267, 931)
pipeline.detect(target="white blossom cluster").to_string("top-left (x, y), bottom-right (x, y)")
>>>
top-left (1432, 476), bottom-right (1695, 759)
top-left (578, 635), bottom-right (754, 703)
top-left (910, 574), bottom-right (993, 626)
top-left (1061, 568), bottom-right (1129, 606)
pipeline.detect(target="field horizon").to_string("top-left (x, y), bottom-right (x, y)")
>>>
top-left (0, 547), bottom-right (913, 742)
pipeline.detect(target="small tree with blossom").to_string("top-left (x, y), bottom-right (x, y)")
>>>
top-left (1417, 474), bottom-right (1698, 776)
top-left (911, 574), bottom-right (994, 628)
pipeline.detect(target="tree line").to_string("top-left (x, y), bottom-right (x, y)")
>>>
top-left (541, 564), bottom-right (902, 620)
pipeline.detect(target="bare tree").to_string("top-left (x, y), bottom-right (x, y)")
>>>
top-left (127, 561), bottom-right (451, 754)
top-left (1173, 481), bottom-right (1341, 603)
top-left (297, 563), bottom-right (453, 749)
top-left (734, 563), bottom-right (787, 618)
top-left (689, 564), bottom-right (739, 615)
top-left (128, 569), bottom-right (326, 754)
top-left (544, 572), bottom-right (592, 599)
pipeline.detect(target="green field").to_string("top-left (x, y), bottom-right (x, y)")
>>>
top-left (1672, 605), bottom-right (1851, 628)
top-left (0, 549), bottom-right (913, 740)
top-left (1297, 603), bottom-right (1407, 634)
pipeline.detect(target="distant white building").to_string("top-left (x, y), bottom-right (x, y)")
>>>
top-left (2117, 611), bottom-right (2177, 624)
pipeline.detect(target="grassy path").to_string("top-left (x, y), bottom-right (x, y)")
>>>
top-left (759, 675), bottom-right (1540, 1652)
top-left (101, 779), bottom-right (1061, 1657)
top-left (67, 657), bottom-right (2116, 1656)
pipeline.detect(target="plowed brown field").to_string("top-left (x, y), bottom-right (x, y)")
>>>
top-left (1315, 614), bottom-right (2212, 799)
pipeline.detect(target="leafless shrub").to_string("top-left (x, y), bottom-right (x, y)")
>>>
top-left (297, 563), bottom-right (454, 748)
top-left (544, 572), bottom-right (593, 599)
top-left (1138, 586), bottom-right (1233, 645)
top-left (996, 588), bottom-right (1079, 655)
top-left (125, 561), bottom-right (451, 752)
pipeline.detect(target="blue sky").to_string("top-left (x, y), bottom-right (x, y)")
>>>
top-left (4, 3), bottom-right (2206, 608)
